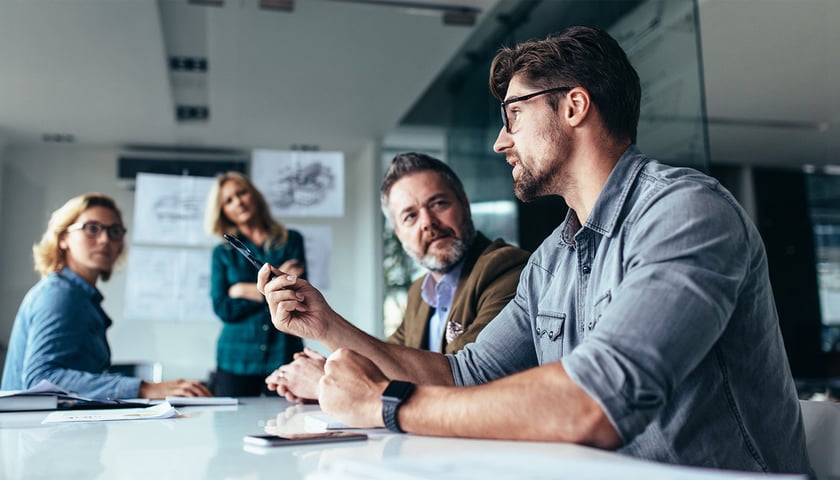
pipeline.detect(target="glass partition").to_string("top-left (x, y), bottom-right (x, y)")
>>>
top-left (383, 0), bottom-right (708, 334)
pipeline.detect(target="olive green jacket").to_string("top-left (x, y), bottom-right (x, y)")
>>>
top-left (387, 232), bottom-right (529, 354)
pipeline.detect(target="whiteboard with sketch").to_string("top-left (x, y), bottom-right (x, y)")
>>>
top-left (250, 150), bottom-right (345, 218)
top-left (132, 173), bottom-right (217, 246)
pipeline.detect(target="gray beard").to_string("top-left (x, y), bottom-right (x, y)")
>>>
top-left (415, 236), bottom-right (469, 274)
top-left (405, 223), bottom-right (476, 274)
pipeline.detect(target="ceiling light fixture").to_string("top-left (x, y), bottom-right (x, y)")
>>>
top-left (188, 0), bottom-right (224, 6)
top-left (323, 0), bottom-right (479, 26)
top-left (259, 0), bottom-right (294, 12)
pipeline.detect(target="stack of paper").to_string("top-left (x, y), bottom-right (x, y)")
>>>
top-left (0, 380), bottom-right (158, 412)
top-left (0, 390), bottom-right (58, 411)
top-left (41, 401), bottom-right (179, 424)
top-left (305, 413), bottom-right (351, 431)
top-left (165, 396), bottom-right (238, 406)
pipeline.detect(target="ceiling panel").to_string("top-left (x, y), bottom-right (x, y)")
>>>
top-left (0, 0), bottom-right (498, 154)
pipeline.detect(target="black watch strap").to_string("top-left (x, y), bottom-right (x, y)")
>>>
top-left (381, 380), bottom-right (415, 433)
top-left (382, 397), bottom-right (404, 433)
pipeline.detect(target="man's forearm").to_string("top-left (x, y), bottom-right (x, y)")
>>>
top-left (322, 316), bottom-right (455, 386)
top-left (396, 362), bottom-right (621, 447)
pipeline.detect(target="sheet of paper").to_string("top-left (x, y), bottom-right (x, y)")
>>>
top-left (132, 173), bottom-right (217, 246)
top-left (286, 224), bottom-right (331, 290)
top-left (251, 150), bottom-right (345, 217)
top-left (165, 396), bottom-right (238, 406)
top-left (1, 379), bottom-right (68, 396)
top-left (303, 413), bottom-right (388, 433)
top-left (41, 401), bottom-right (179, 424)
top-left (123, 246), bottom-right (215, 322)
top-left (304, 413), bottom-right (351, 431)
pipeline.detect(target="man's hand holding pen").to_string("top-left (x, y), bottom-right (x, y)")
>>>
top-left (257, 263), bottom-right (339, 341)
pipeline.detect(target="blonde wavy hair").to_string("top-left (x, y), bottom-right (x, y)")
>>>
top-left (204, 171), bottom-right (288, 248)
top-left (33, 192), bottom-right (127, 281)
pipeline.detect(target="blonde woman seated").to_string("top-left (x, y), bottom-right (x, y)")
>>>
top-left (1, 193), bottom-right (212, 399)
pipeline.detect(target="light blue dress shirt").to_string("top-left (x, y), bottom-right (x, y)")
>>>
top-left (420, 261), bottom-right (465, 352)
top-left (448, 146), bottom-right (811, 474)
top-left (1, 267), bottom-right (141, 398)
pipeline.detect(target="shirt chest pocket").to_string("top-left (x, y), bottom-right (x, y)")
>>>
top-left (586, 290), bottom-right (612, 334)
top-left (535, 311), bottom-right (565, 362)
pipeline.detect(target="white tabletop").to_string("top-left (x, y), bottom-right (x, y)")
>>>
top-left (0, 397), bottom-right (805, 480)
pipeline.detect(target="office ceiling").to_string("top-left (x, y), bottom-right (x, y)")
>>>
top-left (0, 0), bottom-right (499, 155)
top-left (0, 0), bottom-right (837, 167)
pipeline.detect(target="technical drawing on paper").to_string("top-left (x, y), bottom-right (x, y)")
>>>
top-left (132, 173), bottom-right (217, 246)
top-left (252, 150), bottom-right (345, 217)
top-left (153, 192), bottom-right (205, 221)
top-left (269, 161), bottom-right (336, 209)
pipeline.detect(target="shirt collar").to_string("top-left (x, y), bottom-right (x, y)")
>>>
top-left (420, 260), bottom-right (466, 309)
top-left (559, 145), bottom-right (649, 245)
top-left (58, 267), bottom-right (104, 304)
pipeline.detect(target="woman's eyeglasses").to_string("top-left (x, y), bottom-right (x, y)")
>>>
top-left (66, 221), bottom-right (127, 241)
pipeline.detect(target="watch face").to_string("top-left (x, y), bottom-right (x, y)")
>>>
top-left (382, 380), bottom-right (414, 402)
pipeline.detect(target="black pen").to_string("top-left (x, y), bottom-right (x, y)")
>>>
top-left (223, 234), bottom-right (277, 280)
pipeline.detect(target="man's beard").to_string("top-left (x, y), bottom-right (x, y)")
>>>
top-left (404, 220), bottom-right (475, 274)
top-left (514, 166), bottom-right (554, 202)
top-left (513, 117), bottom-right (570, 202)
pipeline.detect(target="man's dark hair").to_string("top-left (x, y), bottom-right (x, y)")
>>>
top-left (490, 25), bottom-right (641, 143)
top-left (380, 152), bottom-right (469, 222)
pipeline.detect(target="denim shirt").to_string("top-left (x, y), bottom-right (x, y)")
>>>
top-left (1, 268), bottom-right (141, 398)
top-left (449, 146), bottom-right (811, 474)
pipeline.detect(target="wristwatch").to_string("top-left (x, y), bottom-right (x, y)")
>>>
top-left (381, 380), bottom-right (415, 433)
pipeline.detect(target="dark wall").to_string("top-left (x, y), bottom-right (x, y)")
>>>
top-left (752, 167), bottom-right (838, 379)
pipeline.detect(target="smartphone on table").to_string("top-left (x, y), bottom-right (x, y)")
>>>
top-left (243, 432), bottom-right (368, 447)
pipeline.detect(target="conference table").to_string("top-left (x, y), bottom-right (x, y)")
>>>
top-left (0, 397), bottom-right (804, 479)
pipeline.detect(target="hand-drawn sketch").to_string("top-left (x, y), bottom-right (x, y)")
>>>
top-left (271, 162), bottom-right (335, 208)
top-left (287, 223), bottom-right (331, 290)
top-left (123, 246), bottom-right (216, 322)
top-left (251, 150), bottom-right (345, 217)
top-left (133, 173), bottom-right (217, 246)
top-left (153, 191), bottom-right (204, 221)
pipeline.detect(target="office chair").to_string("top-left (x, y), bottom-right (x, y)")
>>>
top-left (799, 399), bottom-right (840, 480)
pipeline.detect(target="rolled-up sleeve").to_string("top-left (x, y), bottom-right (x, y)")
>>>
top-left (563, 181), bottom-right (750, 444)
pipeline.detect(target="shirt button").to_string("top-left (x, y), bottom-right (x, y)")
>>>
top-left (582, 265), bottom-right (591, 274)
top-left (262, 324), bottom-right (270, 331)
top-left (259, 345), bottom-right (267, 352)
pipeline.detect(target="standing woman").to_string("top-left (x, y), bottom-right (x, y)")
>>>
top-left (1, 193), bottom-right (211, 399)
top-left (205, 171), bottom-right (306, 396)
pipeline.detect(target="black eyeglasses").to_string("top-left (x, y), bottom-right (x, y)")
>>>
top-left (67, 221), bottom-right (127, 241)
top-left (500, 86), bottom-right (572, 133)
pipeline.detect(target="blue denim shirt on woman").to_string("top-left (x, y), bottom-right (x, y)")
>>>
top-left (1, 267), bottom-right (141, 398)
top-left (449, 146), bottom-right (812, 474)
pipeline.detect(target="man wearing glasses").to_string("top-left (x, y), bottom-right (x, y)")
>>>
top-left (2, 193), bottom-right (211, 399)
top-left (259, 26), bottom-right (811, 474)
